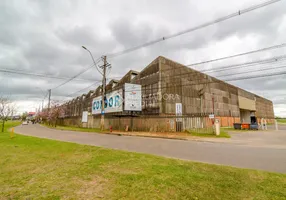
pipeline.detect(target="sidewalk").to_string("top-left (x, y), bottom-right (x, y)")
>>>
top-left (105, 130), bottom-right (232, 143)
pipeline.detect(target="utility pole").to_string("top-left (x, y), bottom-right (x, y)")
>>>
top-left (42, 100), bottom-right (44, 112)
top-left (48, 89), bottom-right (51, 111)
top-left (212, 93), bottom-right (215, 126)
top-left (82, 46), bottom-right (109, 130)
top-left (100, 56), bottom-right (107, 130)
top-left (212, 93), bottom-right (215, 115)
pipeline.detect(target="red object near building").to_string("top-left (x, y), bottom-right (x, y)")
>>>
top-left (28, 112), bottom-right (36, 116)
top-left (241, 123), bottom-right (250, 130)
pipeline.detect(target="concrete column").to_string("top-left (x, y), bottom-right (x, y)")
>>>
top-left (264, 119), bottom-right (268, 130)
top-left (261, 118), bottom-right (264, 130)
top-left (215, 119), bottom-right (220, 136)
top-left (275, 120), bottom-right (278, 131)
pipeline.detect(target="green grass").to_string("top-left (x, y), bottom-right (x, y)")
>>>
top-left (43, 124), bottom-right (104, 133)
top-left (187, 129), bottom-right (231, 138)
top-left (1, 122), bottom-right (286, 199)
top-left (277, 118), bottom-right (286, 124)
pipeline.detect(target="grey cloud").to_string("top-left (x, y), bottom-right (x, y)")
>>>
top-left (110, 18), bottom-right (156, 49)
top-left (0, 0), bottom-right (286, 116)
top-left (0, 1), bottom-right (25, 46)
top-left (212, 1), bottom-right (286, 43)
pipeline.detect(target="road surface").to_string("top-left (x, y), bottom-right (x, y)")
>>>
top-left (15, 124), bottom-right (286, 173)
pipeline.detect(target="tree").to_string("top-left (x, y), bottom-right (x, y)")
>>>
top-left (39, 101), bottom-right (65, 127)
top-left (0, 96), bottom-right (16, 132)
top-left (49, 105), bottom-right (65, 127)
top-left (21, 112), bottom-right (28, 121)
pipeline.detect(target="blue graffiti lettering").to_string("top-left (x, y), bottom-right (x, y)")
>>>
top-left (114, 95), bottom-right (120, 107)
top-left (104, 97), bottom-right (108, 108)
top-left (109, 97), bottom-right (113, 107)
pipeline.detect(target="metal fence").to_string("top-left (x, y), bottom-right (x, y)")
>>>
top-left (107, 115), bottom-right (215, 133)
top-left (58, 115), bottom-right (278, 133)
top-left (60, 115), bottom-right (215, 133)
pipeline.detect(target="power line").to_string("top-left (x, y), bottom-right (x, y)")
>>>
top-left (109, 42), bottom-right (286, 82)
top-left (3, 0), bottom-right (283, 93)
top-left (158, 49), bottom-right (286, 75)
top-left (203, 55), bottom-right (286, 73)
top-left (188, 42), bottom-right (286, 67)
top-left (61, 68), bottom-right (286, 95)
top-left (225, 70), bottom-right (286, 81)
top-left (159, 55), bottom-right (286, 81)
top-left (107, 0), bottom-right (282, 58)
top-left (65, 81), bottom-right (102, 97)
top-left (216, 64), bottom-right (286, 78)
top-left (0, 68), bottom-right (101, 82)
top-left (55, 76), bottom-right (118, 99)
top-left (52, 57), bottom-right (102, 90)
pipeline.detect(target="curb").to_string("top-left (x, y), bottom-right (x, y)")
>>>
top-left (41, 125), bottom-right (188, 141)
top-left (40, 125), bottom-right (232, 142)
top-left (104, 132), bottom-right (188, 141)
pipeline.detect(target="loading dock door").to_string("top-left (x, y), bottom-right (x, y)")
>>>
top-left (240, 109), bottom-right (251, 123)
top-left (238, 96), bottom-right (256, 111)
top-left (238, 96), bottom-right (256, 123)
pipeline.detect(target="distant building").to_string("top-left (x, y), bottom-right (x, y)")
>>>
top-left (27, 112), bottom-right (36, 120)
top-left (12, 115), bottom-right (21, 120)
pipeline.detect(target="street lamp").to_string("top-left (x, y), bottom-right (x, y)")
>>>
top-left (82, 46), bottom-right (103, 75)
top-left (82, 46), bottom-right (107, 130)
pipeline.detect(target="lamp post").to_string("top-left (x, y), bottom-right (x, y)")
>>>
top-left (82, 46), bottom-right (107, 130)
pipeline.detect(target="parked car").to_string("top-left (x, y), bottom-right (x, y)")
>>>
top-left (22, 121), bottom-right (28, 125)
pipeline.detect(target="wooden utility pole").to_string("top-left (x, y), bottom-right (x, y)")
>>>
top-left (48, 89), bottom-right (51, 111)
top-left (212, 93), bottom-right (215, 114)
top-left (100, 56), bottom-right (107, 130)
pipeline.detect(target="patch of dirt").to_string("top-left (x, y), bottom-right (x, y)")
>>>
top-left (74, 176), bottom-right (108, 199)
top-left (102, 162), bottom-right (140, 175)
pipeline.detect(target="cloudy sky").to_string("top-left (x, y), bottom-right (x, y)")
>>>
top-left (0, 0), bottom-right (286, 116)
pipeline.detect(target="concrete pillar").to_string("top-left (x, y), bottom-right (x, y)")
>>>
top-left (264, 119), bottom-right (267, 130)
top-left (275, 120), bottom-right (278, 131)
top-left (215, 119), bottom-right (220, 136)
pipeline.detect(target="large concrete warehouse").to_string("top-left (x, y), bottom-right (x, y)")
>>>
top-left (62, 56), bottom-right (274, 131)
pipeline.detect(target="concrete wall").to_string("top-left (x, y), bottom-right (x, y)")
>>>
top-left (158, 56), bottom-right (274, 120)
top-left (59, 115), bottom-right (241, 131)
top-left (255, 95), bottom-right (274, 119)
top-left (61, 56), bottom-right (275, 123)
top-left (159, 57), bottom-right (240, 117)
top-left (131, 58), bottom-right (161, 114)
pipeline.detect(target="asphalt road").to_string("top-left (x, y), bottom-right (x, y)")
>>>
top-left (15, 124), bottom-right (286, 173)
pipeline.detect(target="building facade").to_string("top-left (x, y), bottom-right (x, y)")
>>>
top-left (61, 56), bottom-right (274, 129)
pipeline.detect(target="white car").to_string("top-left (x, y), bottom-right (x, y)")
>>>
top-left (22, 121), bottom-right (28, 125)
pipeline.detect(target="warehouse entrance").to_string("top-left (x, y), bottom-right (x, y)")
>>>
top-left (240, 109), bottom-right (250, 123)
top-left (240, 109), bottom-right (255, 123)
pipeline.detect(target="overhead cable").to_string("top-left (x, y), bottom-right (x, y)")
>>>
top-left (107, 0), bottom-right (282, 58)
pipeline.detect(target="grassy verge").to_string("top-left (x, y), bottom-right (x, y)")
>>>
top-left (187, 129), bottom-right (231, 138)
top-left (1, 122), bottom-right (286, 199)
top-left (42, 124), bottom-right (104, 133)
top-left (277, 118), bottom-right (286, 124)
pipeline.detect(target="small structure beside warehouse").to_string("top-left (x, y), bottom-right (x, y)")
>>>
top-left (59, 56), bottom-right (275, 132)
